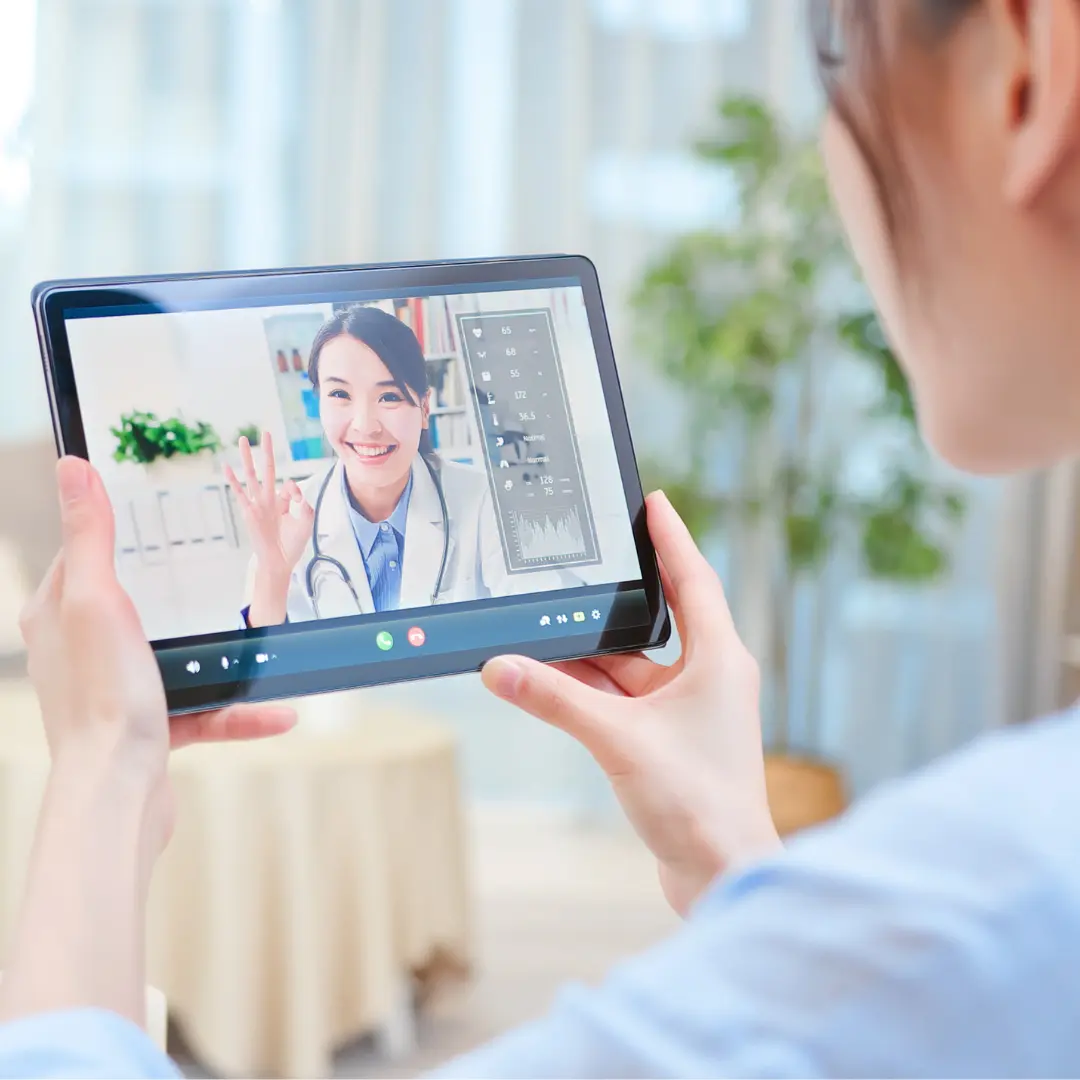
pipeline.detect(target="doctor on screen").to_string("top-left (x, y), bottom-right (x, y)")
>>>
top-left (225, 304), bottom-right (568, 626)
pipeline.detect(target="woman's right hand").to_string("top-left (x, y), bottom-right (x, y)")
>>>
top-left (224, 433), bottom-right (314, 625)
top-left (482, 492), bottom-right (781, 916)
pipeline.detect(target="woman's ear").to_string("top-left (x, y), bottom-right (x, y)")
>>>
top-left (420, 389), bottom-right (431, 429)
top-left (1001, 0), bottom-right (1080, 205)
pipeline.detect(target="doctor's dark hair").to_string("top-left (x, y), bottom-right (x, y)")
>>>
top-left (307, 304), bottom-right (438, 461)
top-left (810, 0), bottom-right (977, 246)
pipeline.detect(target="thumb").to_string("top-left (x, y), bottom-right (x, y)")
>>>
top-left (482, 655), bottom-right (615, 755)
top-left (56, 457), bottom-right (116, 580)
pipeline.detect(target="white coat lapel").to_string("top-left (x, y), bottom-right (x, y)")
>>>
top-left (400, 458), bottom-right (454, 608)
top-left (310, 459), bottom-right (375, 618)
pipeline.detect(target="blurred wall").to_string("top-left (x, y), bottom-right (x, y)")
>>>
top-left (0, 0), bottom-right (1020, 807)
top-left (0, 441), bottom-right (59, 586)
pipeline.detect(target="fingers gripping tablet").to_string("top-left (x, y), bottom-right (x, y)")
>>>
top-left (33, 256), bottom-right (669, 712)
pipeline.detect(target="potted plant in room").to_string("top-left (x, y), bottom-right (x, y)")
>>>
top-left (633, 96), bottom-right (966, 836)
top-left (235, 424), bottom-right (262, 448)
top-left (215, 424), bottom-right (267, 475)
top-left (111, 410), bottom-right (222, 486)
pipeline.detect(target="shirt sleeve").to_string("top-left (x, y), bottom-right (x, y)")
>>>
top-left (0, 1009), bottom-right (178, 1079)
top-left (430, 710), bottom-right (1080, 1078)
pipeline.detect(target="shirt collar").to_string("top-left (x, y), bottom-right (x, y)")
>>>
top-left (342, 466), bottom-right (413, 558)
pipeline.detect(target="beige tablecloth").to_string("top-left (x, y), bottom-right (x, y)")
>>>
top-left (0, 682), bottom-right (472, 1078)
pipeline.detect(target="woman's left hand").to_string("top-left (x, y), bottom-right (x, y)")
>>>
top-left (19, 457), bottom-right (297, 848)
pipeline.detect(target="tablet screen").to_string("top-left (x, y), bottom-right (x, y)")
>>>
top-left (47, 262), bottom-right (663, 708)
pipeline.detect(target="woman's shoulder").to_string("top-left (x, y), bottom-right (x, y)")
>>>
top-left (793, 706), bottom-right (1080, 874)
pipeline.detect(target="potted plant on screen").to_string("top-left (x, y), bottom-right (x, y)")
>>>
top-left (112, 410), bottom-right (222, 486)
top-left (633, 96), bottom-right (965, 835)
top-left (235, 424), bottom-right (262, 448)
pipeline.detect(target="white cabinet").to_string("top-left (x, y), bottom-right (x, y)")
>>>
top-left (115, 480), bottom-right (252, 641)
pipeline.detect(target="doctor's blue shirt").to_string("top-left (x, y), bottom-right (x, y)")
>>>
top-left (343, 469), bottom-right (411, 612)
top-left (6, 706), bottom-right (1080, 1077)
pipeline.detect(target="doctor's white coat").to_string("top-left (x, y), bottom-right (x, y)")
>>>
top-left (243, 456), bottom-right (572, 622)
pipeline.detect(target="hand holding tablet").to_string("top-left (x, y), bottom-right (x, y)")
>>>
top-left (33, 255), bottom-right (670, 712)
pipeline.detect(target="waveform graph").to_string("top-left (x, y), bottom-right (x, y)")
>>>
top-left (512, 507), bottom-right (588, 563)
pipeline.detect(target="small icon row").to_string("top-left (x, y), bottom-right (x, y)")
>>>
top-left (469, 325), bottom-right (540, 341)
top-left (539, 609), bottom-right (602, 628)
top-left (185, 650), bottom-right (277, 675)
top-left (185, 624), bottom-right (428, 674)
top-left (185, 603), bottom-right (606, 676)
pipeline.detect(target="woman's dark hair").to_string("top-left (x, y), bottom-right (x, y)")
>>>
top-left (307, 303), bottom-right (437, 461)
top-left (810, 0), bottom-right (978, 240)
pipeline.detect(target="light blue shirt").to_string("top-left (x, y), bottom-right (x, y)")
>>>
top-left (0, 1009), bottom-right (178, 1078)
top-left (343, 469), bottom-right (411, 612)
top-left (5, 707), bottom-right (1080, 1078)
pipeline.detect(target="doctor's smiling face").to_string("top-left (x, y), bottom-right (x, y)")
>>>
top-left (317, 333), bottom-right (429, 483)
top-left (308, 305), bottom-right (432, 518)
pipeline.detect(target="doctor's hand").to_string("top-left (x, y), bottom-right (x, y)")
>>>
top-left (224, 433), bottom-right (314, 626)
top-left (482, 492), bottom-right (781, 916)
top-left (20, 457), bottom-right (298, 850)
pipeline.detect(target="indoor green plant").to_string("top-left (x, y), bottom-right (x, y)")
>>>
top-left (112, 410), bottom-right (222, 474)
top-left (633, 96), bottom-right (965, 833)
top-left (235, 424), bottom-right (262, 447)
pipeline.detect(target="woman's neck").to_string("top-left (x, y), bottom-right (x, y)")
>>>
top-left (344, 466), bottom-right (410, 524)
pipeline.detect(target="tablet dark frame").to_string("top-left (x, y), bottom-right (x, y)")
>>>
top-left (32, 254), bottom-right (670, 712)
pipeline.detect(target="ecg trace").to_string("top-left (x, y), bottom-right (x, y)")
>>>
top-left (513, 508), bottom-right (588, 562)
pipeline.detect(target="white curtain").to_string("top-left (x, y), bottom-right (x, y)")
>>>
top-left (1, 0), bottom-right (1021, 807)
top-left (996, 463), bottom-right (1080, 726)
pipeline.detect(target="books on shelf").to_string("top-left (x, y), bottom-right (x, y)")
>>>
top-left (391, 295), bottom-right (458, 358)
top-left (341, 294), bottom-right (458, 360)
top-left (426, 355), bottom-right (466, 410)
top-left (393, 298), bottom-right (428, 353)
top-left (428, 411), bottom-right (473, 457)
top-left (424, 295), bottom-right (458, 357)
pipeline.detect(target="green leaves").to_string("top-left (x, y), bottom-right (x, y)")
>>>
top-left (861, 508), bottom-right (947, 581)
top-left (696, 95), bottom-right (781, 196)
top-left (787, 512), bottom-right (831, 573)
top-left (943, 492), bottom-right (966, 522)
top-left (235, 424), bottom-right (262, 447)
top-left (632, 92), bottom-right (966, 590)
top-left (857, 471), bottom-right (964, 581)
top-left (111, 411), bottom-right (222, 465)
top-left (642, 473), bottom-right (731, 544)
top-left (839, 311), bottom-right (917, 423)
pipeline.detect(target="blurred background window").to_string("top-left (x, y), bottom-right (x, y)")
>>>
top-left (0, 0), bottom-right (1037, 803)
top-left (0, 4), bottom-right (1075, 1070)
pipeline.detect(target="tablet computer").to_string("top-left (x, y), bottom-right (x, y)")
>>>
top-left (33, 254), bottom-right (670, 713)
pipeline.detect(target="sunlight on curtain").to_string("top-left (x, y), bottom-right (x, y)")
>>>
top-left (0, 0), bottom-right (40, 442)
top-left (0, 0), bottom-right (1011, 810)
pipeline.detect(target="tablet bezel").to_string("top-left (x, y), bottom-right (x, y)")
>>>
top-left (33, 254), bottom-right (670, 712)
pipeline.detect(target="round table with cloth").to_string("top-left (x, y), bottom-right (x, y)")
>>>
top-left (0, 681), bottom-right (472, 1078)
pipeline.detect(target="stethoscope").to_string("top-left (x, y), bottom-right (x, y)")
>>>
top-left (303, 456), bottom-right (450, 618)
